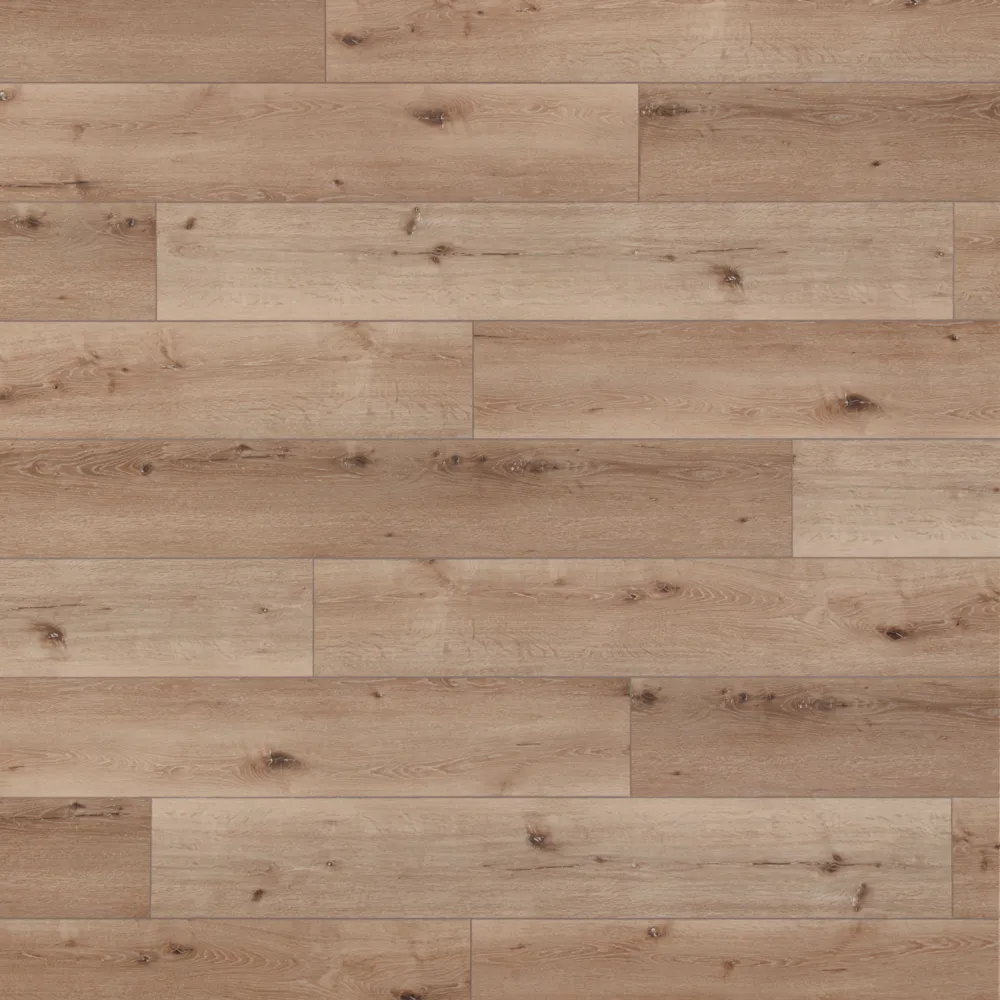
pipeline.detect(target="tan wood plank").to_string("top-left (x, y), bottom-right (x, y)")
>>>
top-left (156, 203), bottom-right (952, 322)
top-left (793, 441), bottom-right (1000, 557)
top-left (630, 678), bottom-right (999, 797)
top-left (639, 85), bottom-right (1000, 202)
top-left (953, 798), bottom-right (1000, 919)
top-left (326, 0), bottom-right (1000, 82)
top-left (0, 1), bottom-right (324, 82)
top-left (474, 322), bottom-right (1000, 439)
top-left (0, 560), bottom-right (312, 677)
top-left (0, 678), bottom-right (629, 796)
top-left (0, 322), bottom-right (472, 438)
top-left (0, 920), bottom-right (470, 1000)
top-left (472, 919), bottom-right (999, 1000)
top-left (0, 84), bottom-right (637, 202)
top-left (0, 798), bottom-right (150, 918)
top-left (151, 798), bottom-right (951, 918)
top-left (0, 440), bottom-right (791, 558)
top-left (956, 203), bottom-right (1000, 319)
top-left (315, 559), bottom-right (1000, 677)
top-left (0, 204), bottom-right (155, 320)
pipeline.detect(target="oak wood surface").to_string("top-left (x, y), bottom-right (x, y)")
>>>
top-left (956, 203), bottom-right (1000, 319)
top-left (952, 798), bottom-right (1000, 919)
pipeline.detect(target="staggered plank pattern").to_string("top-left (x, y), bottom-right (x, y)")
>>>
top-left (1, 4), bottom-right (998, 1000)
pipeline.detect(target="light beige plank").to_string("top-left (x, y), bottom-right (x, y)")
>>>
top-left (315, 559), bottom-right (1000, 677)
top-left (639, 85), bottom-right (1000, 202)
top-left (326, 0), bottom-right (1000, 82)
top-left (956, 203), bottom-right (1000, 319)
top-left (953, 798), bottom-right (1000, 919)
top-left (0, 322), bottom-right (471, 437)
top-left (474, 322), bottom-right (1000, 439)
top-left (0, 1), bottom-right (324, 81)
top-left (793, 441), bottom-right (1000, 557)
top-left (156, 203), bottom-right (952, 321)
top-left (0, 204), bottom-right (155, 320)
top-left (0, 440), bottom-right (791, 558)
top-left (0, 678), bottom-right (628, 796)
top-left (472, 920), bottom-right (999, 1000)
top-left (0, 84), bottom-right (637, 202)
top-left (151, 798), bottom-right (951, 918)
top-left (0, 920), bottom-right (469, 1000)
top-left (0, 560), bottom-right (311, 677)
top-left (631, 678), bottom-right (999, 797)
top-left (0, 798), bottom-right (150, 918)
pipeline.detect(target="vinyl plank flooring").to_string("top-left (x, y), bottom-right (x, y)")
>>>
top-left (0, 0), bottom-right (325, 82)
top-left (793, 441), bottom-right (1000, 557)
top-left (0, 440), bottom-right (792, 558)
top-left (0, 560), bottom-right (312, 677)
top-left (150, 798), bottom-right (951, 918)
top-left (0, 798), bottom-right (150, 918)
top-left (0, 204), bottom-right (155, 320)
top-left (0, 84), bottom-right (637, 202)
top-left (630, 677), bottom-right (999, 797)
top-left (325, 0), bottom-right (1000, 82)
top-left (0, 920), bottom-right (470, 1000)
top-left (0, 678), bottom-right (629, 796)
top-left (155, 203), bottom-right (952, 321)
top-left (314, 558), bottom-right (1000, 677)
top-left (473, 322), bottom-right (1000, 439)
top-left (0, 322), bottom-right (472, 438)
top-left (639, 86), bottom-right (1000, 202)
top-left (956, 203), bottom-right (1000, 319)
top-left (471, 920), bottom-right (999, 1000)
top-left (953, 798), bottom-right (1000, 919)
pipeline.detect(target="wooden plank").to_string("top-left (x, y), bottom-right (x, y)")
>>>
top-left (793, 441), bottom-right (1000, 557)
top-left (0, 798), bottom-right (150, 918)
top-left (151, 798), bottom-right (951, 918)
top-left (956, 203), bottom-right (1000, 319)
top-left (315, 558), bottom-right (1000, 677)
top-left (0, 84), bottom-right (637, 202)
top-left (0, 440), bottom-right (792, 558)
top-left (474, 322), bottom-right (1000, 439)
top-left (156, 203), bottom-right (952, 322)
top-left (0, 1), bottom-right (324, 82)
top-left (0, 678), bottom-right (629, 796)
top-left (0, 204), bottom-right (155, 320)
top-left (953, 798), bottom-right (1000, 919)
top-left (0, 322), bottom-right (472, 438)
top-left (639, 85), bottom-right (1000, 202)
top-left (326, 0), bottom-right (1000, 82)
top-left (630, 678), bottom-right (999, 797)
top-left (471, 919), bottom-right (999, 1000)
top-left (0, 560), bottom-right (312, 677)
top-left (0, 920), bottom-right (470, 1000)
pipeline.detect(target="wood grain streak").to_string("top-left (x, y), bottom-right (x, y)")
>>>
top-left (952, 799), bottom-right (1000, 919)
top-left (956, 203), bottom-right (1000, 319)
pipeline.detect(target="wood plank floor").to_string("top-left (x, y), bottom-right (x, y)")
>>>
top-left (1, 4), bottom-right (997, 1000)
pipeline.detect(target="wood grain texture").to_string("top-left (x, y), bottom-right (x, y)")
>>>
top-left (314, 558), bottom-right (1000, 677)
top-left (630, 677), bottom-right (999, 797)
top-left (151, 798), bottom-right (951, 918)
top-left (956, 203), bottom-right (1000, 319)
top-left (326, 0), bottom-right (1000, 82)
top-left (0, 440), bottom-right (792, 558)
top-left (0, 0), bottom-right (325, 81)
top-left (0, 920), bottom-right (470, 1000)
top-left (639, 85), bottom-right (1000, 202)
top-left (0, 798), bottom-right (150, 918)
top-left (156, 203), bottom-right (952, 321)
top-left (0, 678), bottom-right (629, 796)
top-left (0, 204), bottom-right (155, 320)
top-left (0, 322), bottom-right (472, 437)
top-left (0, 84), bottom-right (637, 202)
top-left (0, 560), bottom-right (312, 677)
top-left (793, 441), bottom-right (1000, 557)
top-left (472, 920), bottom-right (999, 1000)
top-left (474, 322), bottom-right (1000, 439)
top-left (953, 799), bottom-right (1000, 919)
